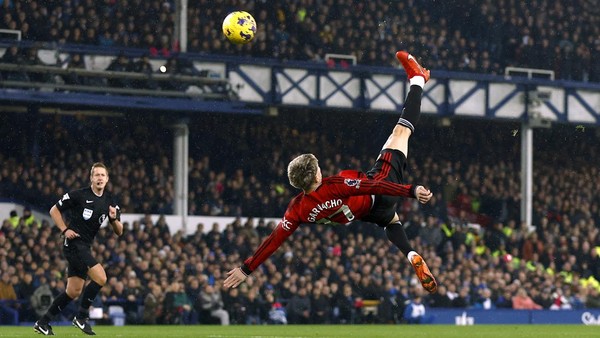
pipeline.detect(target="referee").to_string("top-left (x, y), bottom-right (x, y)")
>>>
top-left (34, 163), bottom-right (123, 336)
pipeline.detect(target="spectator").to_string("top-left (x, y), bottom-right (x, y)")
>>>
top-left (221, 287), bottom-right (246, 324)
top-left (286, 286), bottom-right (311, 324)
top-left (451, 286), bottom-right (471, 308)
top-left (63, 53), bottom-right (87, 86)
top-left (265, 294), bottom-right (287, 325)
top-left (310, 287), bottom-right (331, 324)
top-left (131, 53), bottom-right (156, 89)
top-left (142, 284), bottom-right (162, 325)
top-left (105, 52), bottom-right (133, 88)
top-left (428, 285), bottom-right (452, 308)
top-left (585, 287), bottom-right (600, 309)
top-left (0, 272), bottom-right (18, 325)
top-left (199, 283), bottom-right (229, 325)
top-left (163, 281), bottom-right (193, 324)
top-left (473, 288), bottom-right (496, 310)
top-left (21, 46), bottom-right (47, 82)
top-left (123, 277), bottom-right (143, 324)
top-left (0, 45), bottom-right (28, 82)
top-left (512, 287), bottom-right (543, 310)
top-left (20, 208), bottom-right (35, 227)
top-left (7, 210), bottom-right (19, 228)
top-left (15, 272), bottom-right (36, 321)
top-left (243, 288), bottom-right (263, 325)
top-left (334, 284), bottom-right (356, 324)
top-left (184, 277), bottom-right (201, 324)
top-left (403, 294), bottom-right (434, 324)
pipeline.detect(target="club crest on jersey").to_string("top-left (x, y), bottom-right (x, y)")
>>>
top-left (344, 178), bottom-right (361, 189)
top-left (82, 208), bottom-right (93, 220)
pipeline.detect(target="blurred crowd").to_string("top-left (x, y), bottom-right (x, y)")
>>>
top-left (1, 110), bottom-right (599, 325)
top-left (1, 0), bottom-right (600, 82)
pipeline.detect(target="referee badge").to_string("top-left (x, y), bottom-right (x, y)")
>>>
top-left (83, 208), bottom-right (93, 220)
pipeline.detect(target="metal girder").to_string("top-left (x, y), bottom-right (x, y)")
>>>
top-left (221, 62), bottom-right (600, 125)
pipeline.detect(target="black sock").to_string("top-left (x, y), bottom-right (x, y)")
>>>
top-left (41, 292), bottom-right (73, 324)
top-left (399, 85), bottom-right (424, 127)
top-left (385, 221), bottom-right (414, 256)
top-left (78, 281), bottom-right (103, 318)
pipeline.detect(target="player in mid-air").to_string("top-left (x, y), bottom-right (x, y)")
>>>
top-left (224, 51), bottom-right (438, 294)
top-left (34, 163), bottom-right (123, 336)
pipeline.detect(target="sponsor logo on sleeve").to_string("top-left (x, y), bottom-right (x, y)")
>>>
top-left (59, 193), bottom-right (70, 206)
top-left (281, 217), bottom-right (292, 231)
top-left (344, 178), bottom-right (361, 189)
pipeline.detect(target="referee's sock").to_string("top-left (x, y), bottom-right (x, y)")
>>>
top-left (385, 220), bottom-right (414, 257)
top-left (78, 281), bottom-right (103, 318)
top-left (40, 292), bottom-right (74, 324)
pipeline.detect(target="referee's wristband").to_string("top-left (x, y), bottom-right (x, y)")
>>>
top-left (62, 228), bottom-right (69, 235)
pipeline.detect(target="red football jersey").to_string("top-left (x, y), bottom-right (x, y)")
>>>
top-left (242, 170), bottom-right (416, 273)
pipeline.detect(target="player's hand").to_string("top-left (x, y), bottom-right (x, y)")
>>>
top-left (415, 185), bottom-right (433, 204)
top-left (223, 267), bottom-right (247, 289)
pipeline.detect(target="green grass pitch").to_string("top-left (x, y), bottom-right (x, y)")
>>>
top-left (3, 324), bottom-right (599, 337)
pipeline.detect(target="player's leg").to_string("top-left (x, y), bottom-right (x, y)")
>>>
top-left (386, 213), bottom-right (438, 294)
top-left (34, 276), bottom-right (84, 336)
top-left (383, 51), bottom-right (436, 293)
top-left (72, 263), bottom-right (107, 335)
top-left (380, 51), bottom-right (430, 158)
top-left (365, 150), bottom-right (435, 294)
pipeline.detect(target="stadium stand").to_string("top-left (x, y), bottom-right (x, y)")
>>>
top-left (1, 111), bottom-right (600, 325)
top-left (0, 0), bottom-right (599, 81)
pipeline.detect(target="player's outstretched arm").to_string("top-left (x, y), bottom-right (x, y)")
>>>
top-left (224, 214), bottom-right (299, 289)
top-left (223, 267), bottom-right (248, 289)
top-left (332, 176), bottom-right (432, 202)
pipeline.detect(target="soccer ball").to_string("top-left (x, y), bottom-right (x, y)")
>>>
top-left (222, 11), bottom-right (257, 45)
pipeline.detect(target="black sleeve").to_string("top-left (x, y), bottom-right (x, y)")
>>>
top-left (56, 189), bottom-right (80, 212)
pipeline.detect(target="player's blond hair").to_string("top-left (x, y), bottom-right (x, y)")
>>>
top-left (287, 154), bottom-right (318, 191)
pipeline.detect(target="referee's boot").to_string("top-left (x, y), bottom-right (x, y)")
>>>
top-left (410, 253), bottom-right (438, 293)
top-left (396, 50), bottom-right (430, 83)
top-left (33, 321), bottom-right (55, 336)
top-left (73, 316), bottom-right (96, 335)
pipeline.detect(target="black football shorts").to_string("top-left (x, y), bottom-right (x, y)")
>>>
top-left (363, 149), bottom-right (408, 227)
top-left (63, 239), bottom-right (98, 279)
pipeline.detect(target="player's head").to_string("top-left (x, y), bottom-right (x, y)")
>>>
top-left (287, 153), bottom-right (320, 191)
top-left (90, 162), bottom-right (109, 190)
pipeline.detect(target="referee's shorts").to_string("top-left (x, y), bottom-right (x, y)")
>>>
top-left (63, 239), bottom-right (98, 279)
